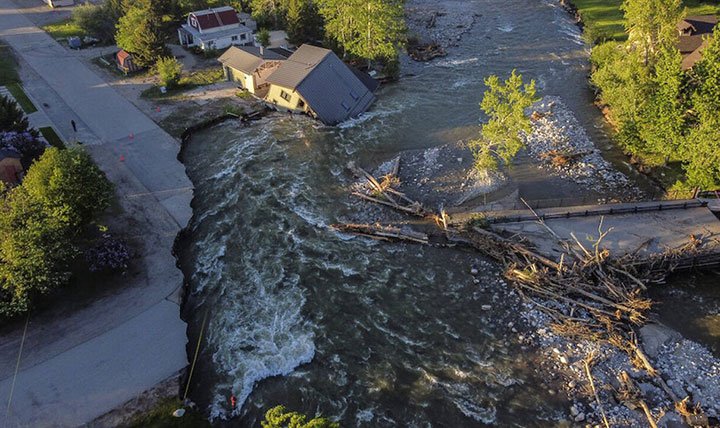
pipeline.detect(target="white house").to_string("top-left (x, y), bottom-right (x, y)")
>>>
top-left (177, 6), bottom-right (253, 51)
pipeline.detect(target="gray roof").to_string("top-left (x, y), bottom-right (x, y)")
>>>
top-left (267, 44), bottom-right (376, 125)
top-left (265, 44), bottom-right (331, 89)
top-left (218, 46), bottom-right (286, 74)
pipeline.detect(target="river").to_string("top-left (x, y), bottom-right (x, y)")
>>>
top-left (177, 0), bottom-right (714, 425)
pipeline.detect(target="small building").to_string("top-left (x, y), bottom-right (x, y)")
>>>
top-left (677, 15), bottom-right (718, 70)
top-left (264, 44), bottom-right (377, 125)
top-left (237, 11), bottom-right (257, 32)
top-left (116, 49), bottom-right (141, 74)
top-left (217, 46), bottom-right (289, 95)
top-left (178, 6), bottom-right (253, 51)
top-left (0, 148), bottom-right (23, 185)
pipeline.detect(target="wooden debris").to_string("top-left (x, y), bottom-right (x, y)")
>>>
top-left (408, 42), bottom-right (447, 62)
top-left (345, 171), bottom-right (715, 423)
top-left (331, 223), bottom-right (428, 244)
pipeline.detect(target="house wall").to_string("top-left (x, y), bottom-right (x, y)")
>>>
top-left (225, 67), bottom-right (256, 93)
top-left (265, 85), bottom-right (310, 113)
top-left (199, 31), bottom-right (252, 51)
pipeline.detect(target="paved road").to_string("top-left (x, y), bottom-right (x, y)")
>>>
top-left (0, 2), bottom-right (193, 426)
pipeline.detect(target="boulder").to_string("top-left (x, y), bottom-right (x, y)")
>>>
top-left (639, 324), bottom-right (681, 359)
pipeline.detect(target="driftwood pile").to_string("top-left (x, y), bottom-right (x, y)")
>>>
top-left (335, 165), bottom-right (713, 427)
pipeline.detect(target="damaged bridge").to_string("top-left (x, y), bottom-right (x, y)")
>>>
top-left (450, 199), bottom-right (720, 276)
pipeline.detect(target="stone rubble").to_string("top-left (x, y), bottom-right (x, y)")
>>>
top-left (521, 96), bottom-right (641, 198)
top-left (520, 301), bottom-right (720, 427)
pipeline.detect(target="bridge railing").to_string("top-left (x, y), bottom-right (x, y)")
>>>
top-left (477, 189), bottom-right (701, 212)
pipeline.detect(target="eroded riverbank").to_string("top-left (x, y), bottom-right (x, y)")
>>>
top-left (176, 0), bottom-right (719, 426)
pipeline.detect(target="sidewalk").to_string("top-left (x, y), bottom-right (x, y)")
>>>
top-left (0, 2), bottom-right (193, 426)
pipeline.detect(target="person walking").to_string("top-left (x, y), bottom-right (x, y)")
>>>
top-left (70, 119), bottom-right (77, 133)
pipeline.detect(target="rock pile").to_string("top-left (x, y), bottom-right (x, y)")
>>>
top-left (521, 96), bottom-right (640, 197)
top-left (522, 306), bottom-right (720, 426)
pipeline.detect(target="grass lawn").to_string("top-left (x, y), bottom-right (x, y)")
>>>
top-left (0, 44), bottom-right (37, 113)
top-left (6, 82), bottom-right (37, 113)
top-left (573, 0), bottom-right (720, 42)
top-left (0, 43), bottom-right (19, 84)
top-left (39, 126), bottom-right (65, 148)
top-left (128, 398), bottom-right (209, 428)
top-left (41, 18), bottom-right (86, 41)
top-left (141, 67), bottom-right (224, 99)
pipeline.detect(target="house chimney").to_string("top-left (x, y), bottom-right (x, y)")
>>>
top-left (259, 46), bottom-right (264, 55)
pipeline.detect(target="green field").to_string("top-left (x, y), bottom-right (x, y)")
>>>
top-left (573, 0), bottom-right (720, 42)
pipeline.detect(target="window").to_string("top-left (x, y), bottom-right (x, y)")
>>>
top-left (280, 90), bottom-right (292, 102)
top-left (350, 90), bottom-right (359, 100)
top-left (240, 34), bottom-right (247, 40)
top-left (231, 35), bottom-right (238, 41)
top-left (341, 101), bottom-right (350, 111)
top-left (298, 99), bottom-right (305, 108)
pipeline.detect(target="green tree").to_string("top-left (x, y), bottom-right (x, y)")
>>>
top-left (621, 0), bottom-right (682, 64)
top-left (318, 0), bottom-right (405, 63)
top-left (115, 0), bottom-right (169, 67)
top-left (256, 28), bottom-right (271, 47)
top-left (155, 56), bottom-right (183, 88)
top-left (0, 95), bottom-right (31, 134)
top-left (468, 70), bottom-right (538, 171)
top-left (250, 0), bottom-right (288, 28)
top-left (72, 3), bottom-right (116, 43)
top-left (684, 28), bottom-right (720, 189)
top-left (286, 0), bottom-right (324, 46)
top-left (261, 406), bottom-right (339, 428)
top-left (0, 147), bottom-right (113, 318)
top-left (0, 186), bottom-right (74, 318)
top-left (637, 42), bottom-right (685, 161)
top-left (590, 43), bottom-right (652, 153)
top-left (22, 147), bottom-right (113, 229)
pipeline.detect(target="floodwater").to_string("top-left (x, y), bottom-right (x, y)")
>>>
top-left (177, 0), bottom-right (716, 425)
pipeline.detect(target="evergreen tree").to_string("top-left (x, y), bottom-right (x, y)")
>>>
top-left (286, 0), bottom-right (324, 46)
top-left (115, 0), bottom-right (168, 67)
top-left (318, 0), bottom-right (405, 63)
top-left (0, 95), bottom-right (31, 134)
top-left (468, 70), bottom-right (538, 171)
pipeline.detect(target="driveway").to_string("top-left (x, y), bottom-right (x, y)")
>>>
top-left (0, 1), bottom-right (193, 426)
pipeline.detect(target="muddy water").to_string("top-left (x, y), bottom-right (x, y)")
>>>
top-left (178, 0), bottom-right (682, 425)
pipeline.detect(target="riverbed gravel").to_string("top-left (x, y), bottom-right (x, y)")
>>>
top-left (522, 96), bottom-right (641, 199)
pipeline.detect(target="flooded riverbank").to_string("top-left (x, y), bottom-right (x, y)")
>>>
top-left (176, 0), bottom-right (719, 425)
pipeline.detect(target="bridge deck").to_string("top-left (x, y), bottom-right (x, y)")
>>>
top-left (456, 200), bottom-right (720, 261)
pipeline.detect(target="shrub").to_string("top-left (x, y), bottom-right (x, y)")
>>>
top-left (256, 28), bottom-right (271, 48)
top-left (155, 56), bottom-right (183, 88)
top-left (84, 234), bottom-right (130, 273)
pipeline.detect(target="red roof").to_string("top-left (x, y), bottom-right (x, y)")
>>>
top-left (116, 49), bottom-right (131, 65)
top-left (191, 7), bottom-right (240, 31)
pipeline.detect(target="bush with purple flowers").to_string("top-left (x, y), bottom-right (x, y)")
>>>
top-left (85, 234), bottom-right (131, 273)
